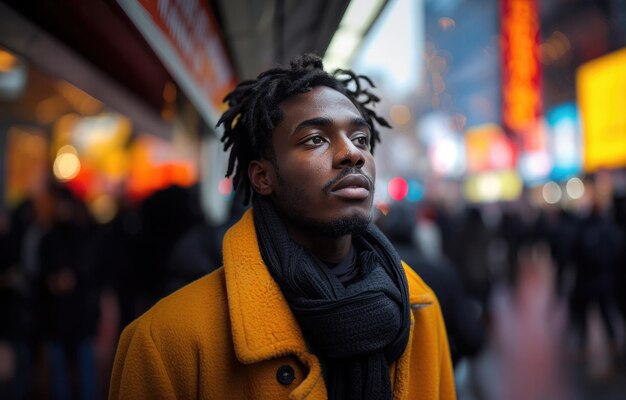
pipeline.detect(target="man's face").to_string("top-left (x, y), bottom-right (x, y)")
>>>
top-left (266, 86), bottom-right (376, 236)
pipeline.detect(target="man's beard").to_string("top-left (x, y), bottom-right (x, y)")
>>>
top-left (297, 213), bottom-right (371, 238)
top-left (271, 169), bottom-right (372, 238)
top-left (277, 207), bottom-right (371, 238)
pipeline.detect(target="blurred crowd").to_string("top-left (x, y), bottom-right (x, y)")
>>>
top-left (0, 181), bottom-right (244, 399)
top-left (0, 171), bottom-right (625, 399)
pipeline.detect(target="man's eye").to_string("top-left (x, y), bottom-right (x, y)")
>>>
top-left (303, 136), bottom-right (325, 145)
top-left (353, 136), bottom-right (369, 147)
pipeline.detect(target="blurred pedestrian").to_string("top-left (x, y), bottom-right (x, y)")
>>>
top-left (110, 54), bottom-right (455, 399)
top-left (165, 188), bottom-right (248, 294)
top-left (134, 184), bottom-right (200, 305)
top-left (0, 187), bottom-right (56, 399)
top-left (569, 179), bottom-right (624, 361)
top-left (37, 184), bottom-right (101, 399)
top-left (548, 207), bottom-right (580, 299)
top-left (94, 196), bottom-right (142, 332)
top-left (456, 206), bottom-right (494, 311)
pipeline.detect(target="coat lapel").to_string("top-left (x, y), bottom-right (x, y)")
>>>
top-left (223, 209), bottom-right (327, 399)
top-left (223, 209), bottom-right (308, 363)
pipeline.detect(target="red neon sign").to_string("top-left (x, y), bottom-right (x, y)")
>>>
top-left (500, 0), bottom-right (543, 151)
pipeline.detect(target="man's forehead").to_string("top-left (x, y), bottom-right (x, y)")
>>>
top-left (278, 86), bottom-right (361, 116)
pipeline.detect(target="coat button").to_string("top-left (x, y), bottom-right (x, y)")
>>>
top-left (276, 365), bottom-right (295, 385)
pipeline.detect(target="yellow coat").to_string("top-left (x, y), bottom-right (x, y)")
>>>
top-left (109, 209), bottom-right (456, 399)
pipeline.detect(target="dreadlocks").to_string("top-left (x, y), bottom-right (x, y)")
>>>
top-left (217, 53), bottom-right (390, 204)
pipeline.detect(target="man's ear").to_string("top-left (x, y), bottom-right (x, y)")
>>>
top-left (248, 159), bottom-right (274, 195)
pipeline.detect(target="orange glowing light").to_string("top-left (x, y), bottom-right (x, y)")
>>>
top-left (0, 48), bottom-right (17, 72)
top-left (465, 124), bottom-right (516, 173)
top-left (501, 0), bottom-right (542, 142)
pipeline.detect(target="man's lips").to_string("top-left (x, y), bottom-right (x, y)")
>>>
top-left (330, 174), bottom-right (372, 200)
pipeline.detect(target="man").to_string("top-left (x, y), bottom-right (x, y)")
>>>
top-left (109, 54), bottom-right (455, 400)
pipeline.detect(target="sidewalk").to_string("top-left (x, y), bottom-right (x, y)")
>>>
top-left (455, 246), bottom-right (626, 400)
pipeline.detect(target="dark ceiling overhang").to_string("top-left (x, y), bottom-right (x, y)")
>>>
top-left (1, 0), bottom-right (351, 124)
top-left (211, 0), bottom-right (351, 80)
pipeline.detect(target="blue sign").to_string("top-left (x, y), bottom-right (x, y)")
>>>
top-left (546, 103), bottom-right (582, 181)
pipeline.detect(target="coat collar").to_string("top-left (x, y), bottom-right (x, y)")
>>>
top-left (223, 209), bottom-right (329, 399)
top-left (223, 209), bottom-right (434, 363)
top-left (223, 208), bottom-right (435, 399)
top-left (223, 209), bottom-right (308, 364)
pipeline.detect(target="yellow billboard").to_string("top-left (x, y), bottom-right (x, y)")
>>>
top-left (577, 47), bottom-right (626, 171)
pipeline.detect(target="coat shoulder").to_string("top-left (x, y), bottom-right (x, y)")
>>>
top-left (157, 267), bottom-right (227, 312)
top-left (111, 268), bottom-right (241, 398)
top-left (401, 261), bottom-right (436, 300)
top-left (129, 267), bottom-right (230, 348)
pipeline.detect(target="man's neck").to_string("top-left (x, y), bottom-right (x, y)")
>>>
top-left (284, 224), bottom-right (352, 263)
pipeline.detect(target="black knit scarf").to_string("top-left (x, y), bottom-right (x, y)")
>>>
top-left (252, 196), bottom-right (411, 400)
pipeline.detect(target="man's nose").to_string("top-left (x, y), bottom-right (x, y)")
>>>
top-left (335, 137), bottom-right (365, 168)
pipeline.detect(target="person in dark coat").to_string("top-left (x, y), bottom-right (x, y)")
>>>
top-left (37, 184), bottom-right (101, 399)
top-left (569, 192), bottom-right (624, 354)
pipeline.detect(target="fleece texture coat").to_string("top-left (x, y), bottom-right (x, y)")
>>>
top-left (109, 209), bottom-right (456, 399)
